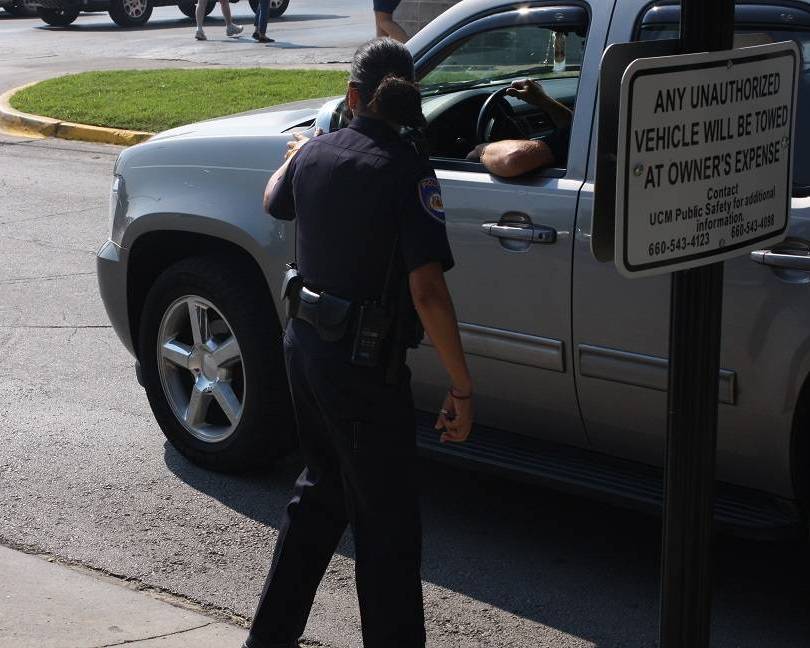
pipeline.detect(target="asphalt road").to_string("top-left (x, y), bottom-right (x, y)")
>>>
top-left (0, 2), bottom-right (371, 95)
top-left (0, 134), bottom-right (809, 646)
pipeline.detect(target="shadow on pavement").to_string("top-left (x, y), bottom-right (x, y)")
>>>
top-left (31, 13), bottom-right (348, 32)
top-left (36, 19), bottom-right (200, 32)
top-left (164, 442), bottom-right (810, 647)
top-left (271, 14), bottom-right (349, 23)
top-left (257, 42), bottom-right (323, 49)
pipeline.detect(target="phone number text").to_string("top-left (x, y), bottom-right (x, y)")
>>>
top-left (648, 232), bottom-right (711, 258)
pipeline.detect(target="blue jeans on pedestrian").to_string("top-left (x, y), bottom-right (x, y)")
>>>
top-left (254, 0), bottom-right (269, 34)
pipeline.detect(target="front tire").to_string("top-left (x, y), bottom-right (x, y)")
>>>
top-left (108, 0), bottom-right (152, 26)
top-left (138, 256), bottom-right (294, 472)
top-left (36, 6), bottom-right (80, 25)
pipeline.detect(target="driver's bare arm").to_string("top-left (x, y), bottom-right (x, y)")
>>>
top-left (470, 139), bottom-right (556, 178)
top-left (506, 79), bottom-right (573, 130)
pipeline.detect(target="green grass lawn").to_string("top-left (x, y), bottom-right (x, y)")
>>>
top-left (10, 69), bottom-right (350, 133)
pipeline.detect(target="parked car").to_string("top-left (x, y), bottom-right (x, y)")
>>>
top-left (30, 0), bottom-right (285, 28)
top-left (97, 0), bottom-right (810, 538)
top-left (1, 0), bottom-right (37, 16)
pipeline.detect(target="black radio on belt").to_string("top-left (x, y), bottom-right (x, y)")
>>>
top-left (351, 302), bottom-right (391, 367)
top-left (349, 231), bottom-right (402, 368)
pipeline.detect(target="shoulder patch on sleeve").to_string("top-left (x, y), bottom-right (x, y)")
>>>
top-left (418, 177), bottom-right (446, 224)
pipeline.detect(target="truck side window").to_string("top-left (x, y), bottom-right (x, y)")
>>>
top-left (637, 3), bottom-right (810, 197)
top-left (419, 10), bottom-right (589, 176)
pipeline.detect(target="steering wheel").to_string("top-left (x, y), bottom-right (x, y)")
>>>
top-left (475, 87), bottom-right (532, 144)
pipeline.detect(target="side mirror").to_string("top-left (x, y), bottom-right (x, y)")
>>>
top-left (329, 100), bottom-right (352, 132)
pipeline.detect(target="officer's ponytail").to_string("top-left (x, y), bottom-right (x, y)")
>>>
top-left (368, 75), bottom-right (426, 128)
top-left (350, 38), bottom-right (427, 129)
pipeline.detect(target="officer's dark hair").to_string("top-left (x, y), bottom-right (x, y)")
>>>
top-left (350, 38), bottom-right (426, 128)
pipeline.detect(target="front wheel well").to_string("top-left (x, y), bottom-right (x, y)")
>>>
top-left (127, 231), bottom-right (276, 360)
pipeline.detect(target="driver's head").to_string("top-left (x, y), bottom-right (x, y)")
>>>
top-left (348, 38), bottom-right (426, 128)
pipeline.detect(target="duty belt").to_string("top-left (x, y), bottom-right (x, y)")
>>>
top-left (281, 265), bottom-right (416, 382)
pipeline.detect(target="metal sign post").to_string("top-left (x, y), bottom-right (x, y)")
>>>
top-left (659, 1), bottom-right (733, 646)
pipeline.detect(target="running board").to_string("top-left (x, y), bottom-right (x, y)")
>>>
top-left (415, 415), bottom-right (803, 539)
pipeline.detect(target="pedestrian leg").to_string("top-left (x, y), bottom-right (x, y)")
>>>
top-left (194, 0), bottom-right (208, 39)
top-left (221, 0), bottom-right (243, 36)
top-left (247, 338), bottom-right (349, 646)
top-left (253, 0), bottom-right (273, 42)
top-left (250, 465), bottom-right (348, 643)
top-left (331, 381), bottom-right (426, 648)
top-left (374, 11), bottom-right (407, 42)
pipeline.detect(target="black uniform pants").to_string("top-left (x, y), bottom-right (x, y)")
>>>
top-left (247, 318), bottom-right (425, 648)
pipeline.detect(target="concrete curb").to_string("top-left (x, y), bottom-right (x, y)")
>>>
top-left (0, 82), bottom-right (153, 146)
top-left (0, 544), bottom-right (249, 648)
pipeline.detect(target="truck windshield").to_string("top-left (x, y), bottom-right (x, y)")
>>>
top-left (421, 24), bottom-right (585, 94)
top-left (639, 18), bottom-right (810, 197)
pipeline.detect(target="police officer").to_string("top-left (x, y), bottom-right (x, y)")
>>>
top-left (241, 38), bottom-right (474, 648)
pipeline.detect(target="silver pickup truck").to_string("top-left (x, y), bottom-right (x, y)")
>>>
top-left (97, 0), bottom-right (810, 538)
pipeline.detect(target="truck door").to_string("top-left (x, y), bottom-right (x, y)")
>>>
top-left (572, 1), bottom-right (810, 495)
top-left (408, 2), bottom-right (611, 446)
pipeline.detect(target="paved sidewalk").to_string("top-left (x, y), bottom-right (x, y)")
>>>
top-left (0, 545), bottom-right (248, 648)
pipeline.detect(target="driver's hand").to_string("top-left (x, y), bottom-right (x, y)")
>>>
top-left (466, 143), bottom-right (488, 162)
top-left (505, 79), bottom-right (550, 108)
top-left (284, 128), bottom-right (323, 160)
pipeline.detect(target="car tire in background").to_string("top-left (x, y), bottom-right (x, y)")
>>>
top-left (108, 0), bottom-right (152, 26)
top-left (36, 5), bottom-right (80, 25)
top-left (248, 0), bottom-right (289, 19)
top-left (4, 0), bottom-right (38, 16)
top-left (138, 255), bottom-right (294, 472)
top-left (177, 0), bottom-right (214, 19)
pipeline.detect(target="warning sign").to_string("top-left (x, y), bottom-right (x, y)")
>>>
top-left (615, 42), bottom-right (799, 278)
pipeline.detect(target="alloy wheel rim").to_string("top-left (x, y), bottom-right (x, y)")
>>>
top-left (157, 295), bottom-right (245, 444)
top-left (122, 0), bottom-right (146, 18)
top-left (269, 0), bottom-right (283, 8)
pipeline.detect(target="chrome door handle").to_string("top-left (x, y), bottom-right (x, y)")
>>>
top-left (481, 222), bottom-right (557, 244)
top-left (750, 248), bottom-right (810, 271)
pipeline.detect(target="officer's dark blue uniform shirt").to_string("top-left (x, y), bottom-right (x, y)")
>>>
top-left (267, 115), bottom-right (454, 301)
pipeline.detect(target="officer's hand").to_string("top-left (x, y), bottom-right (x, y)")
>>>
top-left (284, 128), bottom-right (323, 160)
top-left (435, 391), bottom-right (473, 443)
top-left (505, 79), bottom-right (549, 107)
